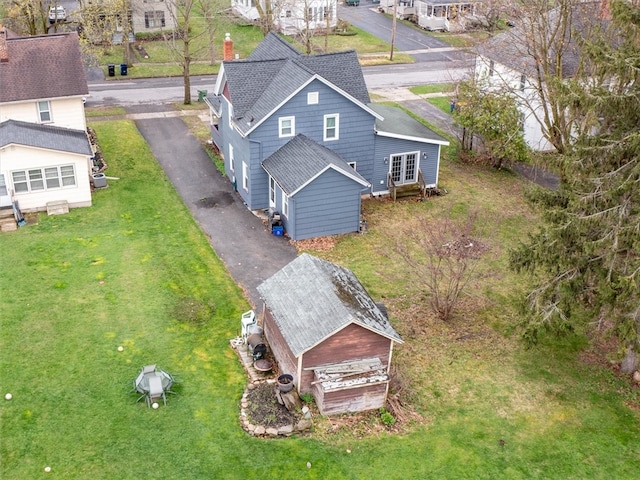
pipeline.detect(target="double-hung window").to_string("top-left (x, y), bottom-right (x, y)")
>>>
top-left (12, 165), bottom-right (76, 193)
top-left (324, 114), bottom-right (339, 141)
top-left (37, 101), bottom-right (51, 123)
top-left (269, 177), bottom-right (276, 208)
top-left (282, 190), bottom-right (289, 217)
top-left (242, 161), bottom-right (249, 191)
top-left (144, 11), bottom-right (165, 28)
top-left (279, 116), bottom-right (295, 137)
top-left (229, 144), bottom-right (235, 172)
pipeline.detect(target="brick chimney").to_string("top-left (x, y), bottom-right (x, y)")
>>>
top-left (0, 26), bottom-right (8, 63)
top-left (223, 33), bottom-right (233, 61)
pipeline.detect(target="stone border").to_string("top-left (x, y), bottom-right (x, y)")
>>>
top-left (239, 380), bottom-right (313, 437)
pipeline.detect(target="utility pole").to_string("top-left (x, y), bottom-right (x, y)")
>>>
top-left (390, 0), bottom-right (397, 60)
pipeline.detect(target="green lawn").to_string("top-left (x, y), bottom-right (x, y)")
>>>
top-left (97, 19), bottom-right (413, 79)
top-left (1, 119), bottom-right (638, 479)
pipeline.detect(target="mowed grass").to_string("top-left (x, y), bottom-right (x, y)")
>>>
top-left (1, 120), bottom-right (639, 479)
top-left (98, 19), bottom-right (412, 79)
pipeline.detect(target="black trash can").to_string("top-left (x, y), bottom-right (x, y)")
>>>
top-left (108, 64), bottom-right (115, 77)
top-left (120, 63), bottom-right (128, 76)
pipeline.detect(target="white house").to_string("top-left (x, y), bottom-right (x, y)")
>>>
top-left (231, 0), bottom-right (337, 35)
top-left (473, 1), bottom-right (607, 152)
top-left (0, 28), bottom-right (93, 212)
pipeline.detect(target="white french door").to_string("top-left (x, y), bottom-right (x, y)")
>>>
top-left (390, 152), bottom-right (418, 185)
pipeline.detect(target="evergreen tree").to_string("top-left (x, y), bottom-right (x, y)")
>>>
top-left (510, 0), bottom-right (640, 372)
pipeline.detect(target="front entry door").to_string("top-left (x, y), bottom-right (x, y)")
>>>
top-left (0, 174), bottom-right (10, 207)
top-left (390, 152), bottom-right (417, 185)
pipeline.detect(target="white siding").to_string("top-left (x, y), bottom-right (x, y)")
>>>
top-left (0, 97), bottom-right (87, 131)
top-left (0, 144), bottom-right (92, 211)
top-left (475, 55), bottom-right (555, 152)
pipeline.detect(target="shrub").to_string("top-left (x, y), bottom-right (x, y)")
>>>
top-left (379, 408), bottom-right (396, 426)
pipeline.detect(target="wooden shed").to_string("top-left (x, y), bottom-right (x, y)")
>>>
top-left (256, 254), bottom-right (403, 415)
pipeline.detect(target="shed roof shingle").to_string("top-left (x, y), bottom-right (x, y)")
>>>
top-left (257, 254), bottom-right (403, 357)
top-left (0, 119), bottom-right (92, 155)
top-left (0, 31), bottom-right (88, 103)
top-left (369, 104), bottom-right (449, 144)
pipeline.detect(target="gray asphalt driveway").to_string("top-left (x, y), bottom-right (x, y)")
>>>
top-left (133, 113), bottom-right (297, 310)
top-left (337, 2), bottom-right (469, 63)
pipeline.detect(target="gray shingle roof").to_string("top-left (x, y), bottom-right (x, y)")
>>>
top-left (222, 33), bottom-right (370, 135)
top-left (0, 31), bottom-right (89, 103)
top-left (0, 119), bottom-right (92, 155)
top-left (261, 134), bottom-right (368, 195)
top-left (369, 104), bottom-right (449, 144)
top-left (257, 253), bottom-right (403, 357)
top-left (298, 51), bottom-right (370, 105)
top-left (247, 31), bottom-right (301, 61)
top-left (476, 1), bottom-right (606, 79)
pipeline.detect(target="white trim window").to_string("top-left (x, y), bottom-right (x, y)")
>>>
top-left (324, 114), bottom-right (339, 141)
top-left (12, 165), bottom-right (76, 193)
top-left (37, 101), bottom-right (52, 123)
top-left (229, 144), bottom-right (234, 172)
top-left (307, 92), bottom-right (319, 105)
top-left (144, 10), bottom-right (165, 28)
top-left (242, 161), bottom-right (249, 191)
top-left (269, 176), bottom-right (276, 208)
top-left (282, 190), bottom-right (289, 217)
top-left (279, 116), bottom-right (295, 137)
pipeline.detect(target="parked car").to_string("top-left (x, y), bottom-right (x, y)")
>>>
top-left (48, 6), bottom-right (67, 23)
top-left (345, 0), bottom-right (360, 5)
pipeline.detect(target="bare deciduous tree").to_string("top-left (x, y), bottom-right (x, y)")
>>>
top-left (475, 0), bottom-right (603, 155)
top-left (394, 212), bottom-right (487, 321)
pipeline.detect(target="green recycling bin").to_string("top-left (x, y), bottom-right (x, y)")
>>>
top-left (197, 90), bottom-right (208, 102)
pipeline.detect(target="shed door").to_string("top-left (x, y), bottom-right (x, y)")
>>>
top-left (390, 152), bottom-right (417, 185)
top-left (0, 174), bottom-right (10, 207)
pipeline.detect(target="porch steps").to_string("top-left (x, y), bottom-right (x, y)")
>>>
top-left (0, 206), bottom-right (17, 232)
top-left (393, 183), bottom-right (423, 200)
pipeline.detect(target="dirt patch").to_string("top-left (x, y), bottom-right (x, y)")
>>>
top-left (291, 235), bottom-right (339, 252)
top-left (245, 382), bottom-right (299, 428)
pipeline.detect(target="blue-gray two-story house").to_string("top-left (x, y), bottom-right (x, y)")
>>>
top-left (206, 32), bottom-right (448, 241)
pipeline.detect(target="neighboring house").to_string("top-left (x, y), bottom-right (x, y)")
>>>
top-left (206, 32), bottom-right (448, 240)
top-left (0, 28), bottom-right (93, 212)
top-left (133, 0), bottom-right (177, 34)
top-left (378, 0), bottom-right (482, 31)
top-left (474, 1), bottom-right (605, 151)
top-left (231, 0), bottom-right (338, 35)
top-left (83, 0), bottom-right (177, 44)
top-left (257, 253), bottom-right (404, 415)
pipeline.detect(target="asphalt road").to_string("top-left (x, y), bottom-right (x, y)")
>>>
top-left (338, 1), bottom-right (468, 64)
top-left (85, 61), bottom-right (472, 106)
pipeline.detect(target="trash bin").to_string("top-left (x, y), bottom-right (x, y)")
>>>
top-left (92, 173), bottom-right (107, 188)
top-left (108, 64), bottom-right (115, 77)
top-left (197, 90), bottom-right (208, 102)
top-left (120, 63), bottom-right (128, 76)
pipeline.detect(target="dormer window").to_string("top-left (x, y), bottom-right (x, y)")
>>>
top-left (279, 116), bottom-right (295, 137)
